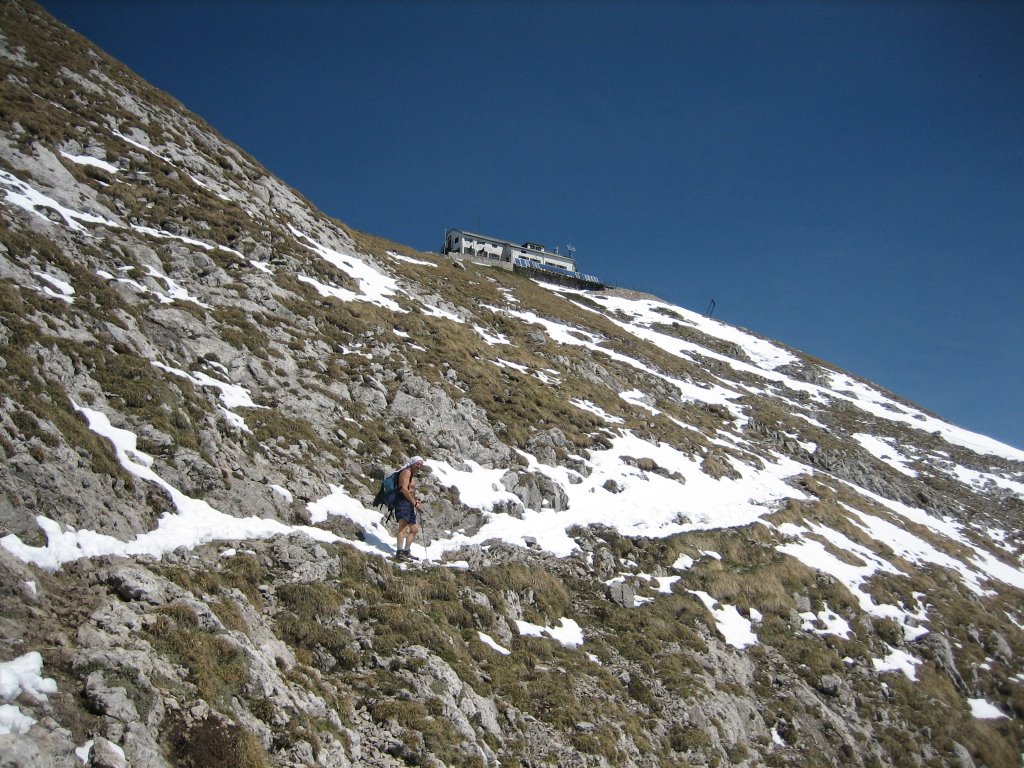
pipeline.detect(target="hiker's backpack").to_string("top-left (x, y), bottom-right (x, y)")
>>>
top-left (372, 470), bottom-right (400, 513)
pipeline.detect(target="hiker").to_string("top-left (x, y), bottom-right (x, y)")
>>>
top-left (394, 456), bottom-right (426, 561)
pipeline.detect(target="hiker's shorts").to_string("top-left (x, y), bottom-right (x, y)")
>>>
top-left (395, 499), bottom-right (417, 525)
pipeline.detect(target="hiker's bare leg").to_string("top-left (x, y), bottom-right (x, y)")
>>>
top-left (396, 520), bottom-right (409, 552)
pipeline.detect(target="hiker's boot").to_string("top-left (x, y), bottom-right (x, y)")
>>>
top-left (394, 548), bottom-right (409, 561)
top-left (405, 549), bottom-right (420, 561)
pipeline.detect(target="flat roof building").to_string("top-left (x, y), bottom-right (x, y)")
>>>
top-left (443, 228), bottom-right (604, 290)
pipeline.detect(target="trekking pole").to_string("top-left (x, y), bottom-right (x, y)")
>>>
top-left (418, 508), bottom-right (430, 564)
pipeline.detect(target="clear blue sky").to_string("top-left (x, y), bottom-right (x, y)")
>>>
top-left (41, 1), bottom-right (1024, 451)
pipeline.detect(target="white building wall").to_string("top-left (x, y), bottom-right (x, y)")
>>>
top-left (446, 229), bottom-right (575, 270)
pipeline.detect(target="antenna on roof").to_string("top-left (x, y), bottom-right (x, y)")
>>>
top-left (566, 243), bottom-right (576, 259)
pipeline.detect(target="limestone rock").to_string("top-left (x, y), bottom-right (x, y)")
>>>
top-left (608, 581), bottom-right (635, 608)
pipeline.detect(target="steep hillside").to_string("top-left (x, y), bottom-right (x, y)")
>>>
top-left (0, 2), bottom-right (1022, 767)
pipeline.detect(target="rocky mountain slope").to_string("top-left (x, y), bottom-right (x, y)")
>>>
top-left (0, 2), bottom-right (1022, 766)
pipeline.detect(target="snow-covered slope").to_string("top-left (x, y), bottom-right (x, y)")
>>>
top-left (0, 2), bottom-right (1021, 766)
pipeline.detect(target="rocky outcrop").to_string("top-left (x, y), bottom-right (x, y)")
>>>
top-left (389, 374), bottom-right (512, 468)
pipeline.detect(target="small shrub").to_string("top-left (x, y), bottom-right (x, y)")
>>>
top-left (277, 582), bottom-right (341, 620)
top-left (570, 725), bottom-right (621, 762)
top-left (475, 563), bottom-right (571, 624)
top-left (166, 710), bottom-right (270, 768)
top-left (669, 723), bottom-right (714, 752)
top-left (147, 603), bottom-right (251, 710)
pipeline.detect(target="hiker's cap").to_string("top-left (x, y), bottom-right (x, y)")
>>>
top-left (410, 455), bottom-right (425, 466)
